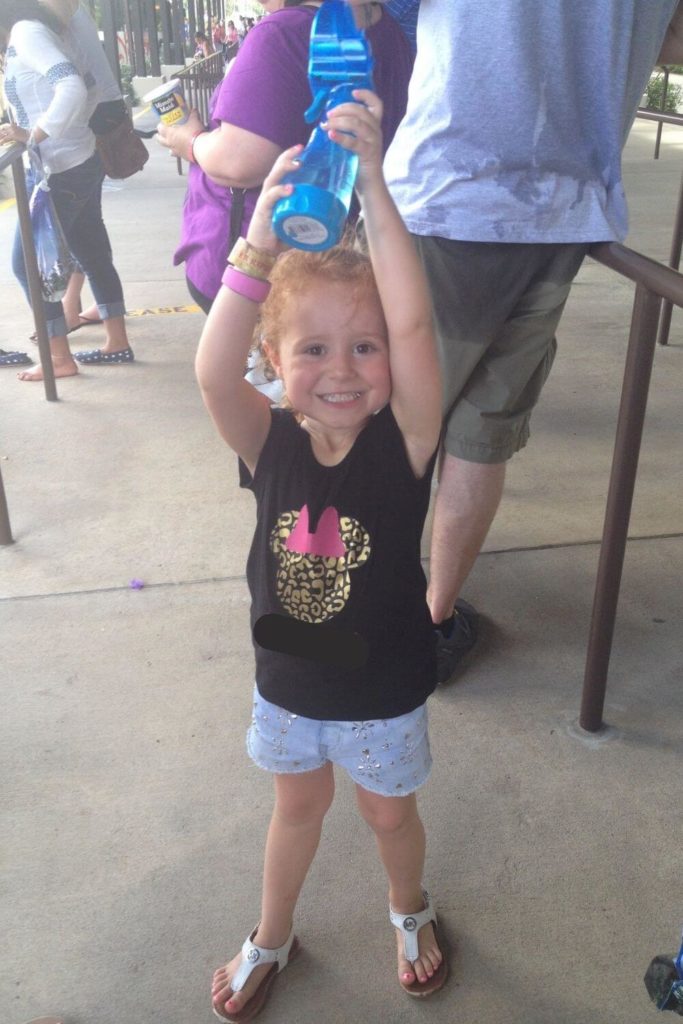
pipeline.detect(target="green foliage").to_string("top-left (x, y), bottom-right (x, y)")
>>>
top-left (645, 72), bottom-right (682, 113)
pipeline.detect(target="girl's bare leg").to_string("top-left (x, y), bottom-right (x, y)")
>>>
top-left (212, 763), bottom-right (335, 1018)
top-left (355, 787), bottom-right (443, 986)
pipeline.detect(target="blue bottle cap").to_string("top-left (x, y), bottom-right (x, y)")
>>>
top-left (272, 185), bottom-right (347, 252)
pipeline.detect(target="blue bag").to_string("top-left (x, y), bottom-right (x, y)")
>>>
top-left (28, 154), bottom-right (78, 303)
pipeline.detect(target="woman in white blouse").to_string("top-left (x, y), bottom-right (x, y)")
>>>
top-left (0, 0), bottom-right (132, 379)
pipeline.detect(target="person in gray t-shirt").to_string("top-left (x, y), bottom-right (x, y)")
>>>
top-left (381, 0), bottom-right (683, 682)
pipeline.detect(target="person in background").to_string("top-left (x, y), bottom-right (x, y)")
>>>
top-left (194, 31), bottom-right (214, 58)
top-left (157, 0), bottom-right (412, 314)
top-left (381, 0), bottom-right (683, 682)
top-left (0, 0), bottom-right (133, 380)
top-left (212, 16), bottom-right (226, 56)
top-left (41, 0), bottom-right (128, 337)
top-left (224, 18), bottom-right (239, 61)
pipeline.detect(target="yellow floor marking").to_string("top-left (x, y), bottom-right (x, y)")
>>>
top-left (127, 305), bottom-right (201, 316)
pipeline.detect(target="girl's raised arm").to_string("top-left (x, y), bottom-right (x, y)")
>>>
top-left (326, 91), bottom-right (442, 476)
top-left (194, 148), bottom-right (300, 473)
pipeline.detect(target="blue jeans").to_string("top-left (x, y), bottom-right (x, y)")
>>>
top-left (12, 152), bottom-right (125, 339)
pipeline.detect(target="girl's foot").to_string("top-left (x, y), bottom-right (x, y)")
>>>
top-left (212, 948), bottom-right (274, 1019)
top-left (211, 926), bottom-right (299, 1021)
top-left (395, 917), bottom-right (444, 988)
top-left (17, 357), bottom-right (79, 381)
top-left (391, 890), bottom-right (448, 996)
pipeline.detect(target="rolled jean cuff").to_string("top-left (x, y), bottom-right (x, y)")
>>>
top-left (46, 312), bottom-right (68, 339)
top-left (97, 301), bottom-right (126, 320)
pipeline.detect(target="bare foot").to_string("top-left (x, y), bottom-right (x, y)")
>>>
top-left (395, 918), bottom-right (444, 988)
top-left (17, 359), bottom-right (79, 382)
top-left (78, 306), bottom-right (102, 324)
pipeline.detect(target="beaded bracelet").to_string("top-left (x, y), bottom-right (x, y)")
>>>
top-left (222, 265), bottom-right (271, 303)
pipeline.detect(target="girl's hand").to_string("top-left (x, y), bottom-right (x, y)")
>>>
top-left (245, 144), bottom-right (303, 253)
top-left (324, 89), bottom-right (383, 191)
top-left (156, 109), bottom-right (205, 158)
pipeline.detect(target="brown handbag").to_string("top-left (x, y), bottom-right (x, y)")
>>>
top-left (94, 108), bottom-right (149, 180)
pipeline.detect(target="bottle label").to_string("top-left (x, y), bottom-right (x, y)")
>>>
top-left (282, 215), bottom-right (329, 247)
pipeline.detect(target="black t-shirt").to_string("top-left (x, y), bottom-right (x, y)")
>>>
top-left (239, 405), bottom-right (437, 720)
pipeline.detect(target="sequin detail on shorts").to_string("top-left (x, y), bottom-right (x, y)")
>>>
top-left (246, 687), bottom-right (431, 796)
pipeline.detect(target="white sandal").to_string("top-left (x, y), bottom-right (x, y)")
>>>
top-left (212, 924), bottom-right (300, 1023)
top-left (390, 889), bottom-right (448, 997)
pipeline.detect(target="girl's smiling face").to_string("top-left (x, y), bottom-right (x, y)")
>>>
top-left (266, 279), bottom-right (391, 436)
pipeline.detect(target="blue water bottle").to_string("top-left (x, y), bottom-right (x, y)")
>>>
top-left (271, 0), bottom-right (374, 252)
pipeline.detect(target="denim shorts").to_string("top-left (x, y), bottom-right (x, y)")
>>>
top-left (247, 686), bottom-right (432, 797)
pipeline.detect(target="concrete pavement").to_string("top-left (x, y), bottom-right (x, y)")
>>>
top-left (0, 120), bottom-right (682, 1024)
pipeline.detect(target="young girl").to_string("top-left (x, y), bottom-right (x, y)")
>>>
top-left (196, 90), bottom-right (446, 1022)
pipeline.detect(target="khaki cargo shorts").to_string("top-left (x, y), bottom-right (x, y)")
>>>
top-left (414, 237), bottom-right (589, 463)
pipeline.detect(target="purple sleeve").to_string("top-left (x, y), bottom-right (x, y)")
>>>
top-left (212, 15), bottom-right (313, 151)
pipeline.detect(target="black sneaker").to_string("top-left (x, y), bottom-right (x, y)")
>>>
top-left (434, 599), bottom-right (479, 684)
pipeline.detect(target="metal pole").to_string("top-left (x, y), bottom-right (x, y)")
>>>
top-left (143, 0), bottom-right (162, 75)
top-left (100, 0), bottom-right (123, 90)
top-left (10, 152), bottom-right (57, 402)
top-left (579, 284), bottom-right (661, 731)
top-left (187, 0), bottom-right (197, 55)
top-left (159, 0), bottom-right (173, 64)
top-left (654, 67), bottom-right (669, 160)
top-left (657, 167), bottom-right (683, 346)
top-left (0, 466), bottom-right (13, 546)
top-left (170, 0), bottom-right (185, 63)
top-left (129, 0), bottom-right (146, 75)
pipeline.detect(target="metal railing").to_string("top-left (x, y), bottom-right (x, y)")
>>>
top-left (631, 105), bottom-right (683, 346)
top-left (637, 67), bottom-right (683, 159)
top-left (0, 141), bottom-right (61, 545)
top-left (176, 51), bottom-right (224, 124)
top-left (579, 242), bottom-right (683, 732)
top-left (0, 142), bottom-right (56, 401)
top-left (634, 75), bottom-right (683, 347)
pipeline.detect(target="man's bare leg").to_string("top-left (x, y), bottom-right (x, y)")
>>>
top-left (428, 455), bottom-right (506, 679)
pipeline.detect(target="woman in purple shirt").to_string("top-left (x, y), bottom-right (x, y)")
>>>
top-left (158, 0), bottom-right (413, 312)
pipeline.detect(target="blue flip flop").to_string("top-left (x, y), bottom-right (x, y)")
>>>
top-left (0, 349), bottom-right (33, 366)
top-left (73, 346), bottom-right (135, 364)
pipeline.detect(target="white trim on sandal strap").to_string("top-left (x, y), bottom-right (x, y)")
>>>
top-left (229, 925), bottom-right (297, 994)
top-left (389, 888), bottom-right (437, 963)
top-left (212, 924), bottom-right (300, 1023)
